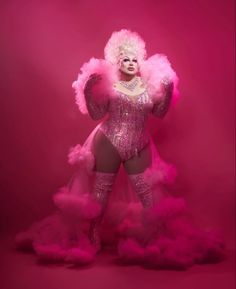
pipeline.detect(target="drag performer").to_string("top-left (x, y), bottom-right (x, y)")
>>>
top-left (15, 30), bottom-right (224, 269)
top-left (76, 29), bottom-right (177, 251)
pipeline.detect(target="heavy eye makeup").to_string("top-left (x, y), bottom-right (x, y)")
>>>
top-left (123, 58), bottom-right (138, 63)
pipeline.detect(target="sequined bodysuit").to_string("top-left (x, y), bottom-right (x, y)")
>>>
top-left (84, 78), bottom-right (172, 161)
top-left (100, 90), bottom-right (152, 160)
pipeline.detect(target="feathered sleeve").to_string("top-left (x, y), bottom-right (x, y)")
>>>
top-left (140, 54), bottom-right (179, 118)
top-left (83, 74), bottom-right (109, 120)
top-left (72, 58), bottom-right (118, 120)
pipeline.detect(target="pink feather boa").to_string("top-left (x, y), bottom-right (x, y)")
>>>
top-left (72, 54), bottom-right (179, 115)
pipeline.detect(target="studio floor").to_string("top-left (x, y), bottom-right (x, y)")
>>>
top-left (1, 233), bottom-right (235, 289)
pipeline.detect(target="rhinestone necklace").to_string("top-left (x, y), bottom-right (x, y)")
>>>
top-left (119, 77), bottom-right (139, 91)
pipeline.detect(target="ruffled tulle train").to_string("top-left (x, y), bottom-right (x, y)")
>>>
top-left (15, 124), bottom-right (225, 269)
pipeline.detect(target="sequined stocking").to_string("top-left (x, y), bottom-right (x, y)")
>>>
top-left (89, 172), bottom-right (116, 252)
top-left (128, 172), bottom-right (153, 208)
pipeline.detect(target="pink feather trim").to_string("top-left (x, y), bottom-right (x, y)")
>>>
top-left (53, 188), bottom-right (101, 219)
top-left (72, 58), bottom-right (118, 114)
top-left (117, 197), bottom-right (225, 269)
top-left (68, 143), bottom-right (95, 171)
top-left (140, 54), bottom-right (179, 104)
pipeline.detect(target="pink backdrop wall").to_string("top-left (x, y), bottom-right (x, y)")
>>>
top-left (0, 0), bottom-right (235, 248)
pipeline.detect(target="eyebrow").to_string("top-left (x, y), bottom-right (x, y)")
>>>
top-left (123, 56), bottom-right (137, 60)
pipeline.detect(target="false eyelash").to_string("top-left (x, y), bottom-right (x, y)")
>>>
top-left (123, 59), bottom-right (137, 63)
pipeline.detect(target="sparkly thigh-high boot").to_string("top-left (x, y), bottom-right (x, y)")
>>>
top-left (128, 172), bottom-right (153, 208)
top-left (89, 172), bottom-right (116, 252)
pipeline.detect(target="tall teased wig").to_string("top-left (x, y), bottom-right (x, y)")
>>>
top-left (104, 29), bottom-right (147, 64)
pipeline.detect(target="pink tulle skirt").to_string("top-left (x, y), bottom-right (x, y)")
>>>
top-left (15, 124), bottom-right (225, 269)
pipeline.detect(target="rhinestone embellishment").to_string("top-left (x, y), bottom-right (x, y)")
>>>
top-left (119, 77), bottom-right (139, 91)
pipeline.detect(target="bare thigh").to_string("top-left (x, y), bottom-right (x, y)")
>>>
top-left (92, 130), bottom-right (121, 173)
top-left (124, 143), bottom-right (152, 175)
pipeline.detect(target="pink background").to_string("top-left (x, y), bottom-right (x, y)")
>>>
top-left (0, 0), bottom-right (235, 251)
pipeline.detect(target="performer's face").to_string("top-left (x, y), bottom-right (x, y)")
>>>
top-left (119, 53), bottom-right (139, 76)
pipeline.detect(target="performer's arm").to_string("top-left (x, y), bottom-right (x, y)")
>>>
top-left (152, 79), bottom-right (173, 118)
top-left (84, 74), bottom-right (109, 120)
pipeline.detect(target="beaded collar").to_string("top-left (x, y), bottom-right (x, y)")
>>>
top-left (119, 77), bottom-right (139, 92)
top-left (114, 77), bottom-right (146, 97)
